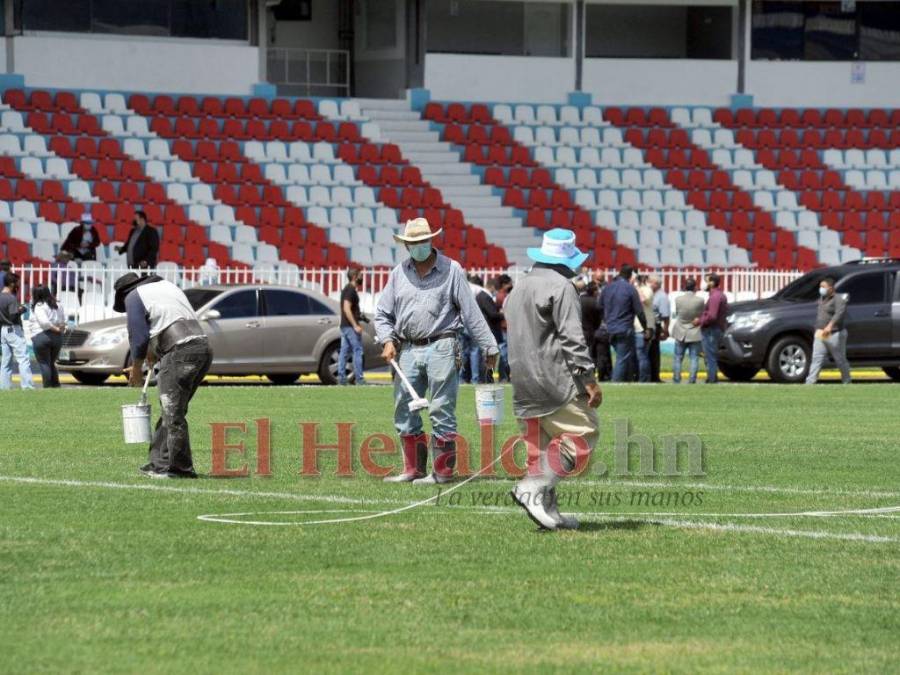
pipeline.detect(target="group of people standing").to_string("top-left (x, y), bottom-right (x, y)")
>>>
top-left (584, 266), bottom-right (728, 385)
top-left (0, 273), bottom-right (67, 390)
top-left (60, 210), bottom-right (160, 268)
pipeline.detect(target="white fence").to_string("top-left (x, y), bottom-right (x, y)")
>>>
top-left (12, 264), bottom-right (805, 326)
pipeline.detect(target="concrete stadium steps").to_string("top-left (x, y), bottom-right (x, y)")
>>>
top-left (356, 98), bottom-right (536, 264)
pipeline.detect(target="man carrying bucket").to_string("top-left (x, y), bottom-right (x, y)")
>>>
top-left (115, 273), bottom-right (212, 479)
top-left (375, 217), bottom-right (499, 484)
top-left (505, 229), bottom-right (602, 530)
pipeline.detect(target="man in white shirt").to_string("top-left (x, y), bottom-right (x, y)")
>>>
top-left (115, 273), bottom-right (212, 478)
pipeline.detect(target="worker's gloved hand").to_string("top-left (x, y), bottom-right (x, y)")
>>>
top-left (484, 353), bottom-right (498, 371)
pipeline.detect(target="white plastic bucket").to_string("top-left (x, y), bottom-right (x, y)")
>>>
top-left (122, 403), bottom-right (152, 444)
top-left (475, 385), bottom-right (505, 426)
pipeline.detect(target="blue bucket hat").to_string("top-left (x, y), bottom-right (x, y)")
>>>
top-left (526, 228), bottom-right (589, 269)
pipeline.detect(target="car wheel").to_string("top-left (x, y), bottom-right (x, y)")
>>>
top-left (718, 363), bottom-right (760, 382)
top-left (766, 336), bottom-right (810, 383)
top-left (318, 341), bottom-right (356, 385)
top-left (266, 373), bottom-right (300, 385)
top-left (882, 366), bottom-right (900, 382)
top-left (71, 371), bottom-right (109, 386)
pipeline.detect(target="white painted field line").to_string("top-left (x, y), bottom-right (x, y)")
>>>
top-left (0, 475), bottom-right (408, 507)
top-left (4, 475), bottom-right (900, 543)
top-left (196, 508), bottom-right (900, 543)
top-left (618, 518), bottom-right (900, 545)
top-left (481, 478), bottom-right (900, 500)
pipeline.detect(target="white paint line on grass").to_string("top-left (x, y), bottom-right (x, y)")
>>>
top-left (196, 507), bottom-right (900, 544)
top-left (482, 478), bottom-right (900, 500)
top-left (0, 475), bottom-right (409, 507)
top-left (621, 518), bottom-right (900, 544)
top-left (3, 474), bottom-right (899, 543)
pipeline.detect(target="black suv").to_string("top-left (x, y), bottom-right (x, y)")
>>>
top-left (717, 258), bottom-right (900, 383)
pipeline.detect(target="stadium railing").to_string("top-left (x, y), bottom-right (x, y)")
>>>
top-left (12, 264), bottom-right (804, 326)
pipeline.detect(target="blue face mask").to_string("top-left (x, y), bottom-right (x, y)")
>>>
top-left (819, 287), bottom-right (828, 298)
top-left (408, 243), bottom-right (432, 262)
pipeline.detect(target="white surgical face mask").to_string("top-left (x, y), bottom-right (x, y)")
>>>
top-left (408, 243), bottom-right (432, 262)
top-left (701, 282), bottom-right (709, 291)
top-left (819, 286), bottom-right (828, 298)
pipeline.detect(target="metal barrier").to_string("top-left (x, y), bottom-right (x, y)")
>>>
top-left (266, 48), bottom-right (351, 97)
top-left (12, 264), bottom-right (804, 326)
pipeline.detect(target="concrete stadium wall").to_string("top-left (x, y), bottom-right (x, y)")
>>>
top-left (424, 53), bottom-right (575, 103)
top-left (584, 58), bottom-right (738, 106)
top-left (747, 61), bottom-right (900, 108)
top-left (10, 34), bottom-right (259, 95)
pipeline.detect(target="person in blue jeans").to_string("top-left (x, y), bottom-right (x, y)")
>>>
top-left (696, 273), bottom-right (729, 384)
top-left (375, 218), bottom-right (498, 484)
top-left (671, 278), bottom-right (705, 383)
top-left (338, 269), bottom-right (366, 385)
top-left (0, 273), bottom-right (35, 390)
top-left (597, 264), bottom-right (649, 382)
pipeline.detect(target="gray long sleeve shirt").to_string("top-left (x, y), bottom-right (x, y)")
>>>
top-left (505, 265), bottom-right (597, 418)
top-left (815, 292), bottom-right (847, 331)
top-left (374, 251), bottom-right (498, 354)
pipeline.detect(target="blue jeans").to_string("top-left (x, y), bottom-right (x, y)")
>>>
top-left (634, 331), bottom-right (651, 383)
top-left (394, 337), bottom-right (459, 441)
top-left (338, 326), bottom-right (365, 384)
top-left (701, 326), bottom-right (723, 383)
top-left (672, 340), bottom-right (701, 383)
top-left (1, 325), bottom-right (34, 390)
top-left (610, 330), bottom-right (635, 382)
top-left (497, 335), bottom-right (510, 382)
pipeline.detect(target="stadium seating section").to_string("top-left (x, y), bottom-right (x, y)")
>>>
top-left (1, 86), bottom-right (897, 275)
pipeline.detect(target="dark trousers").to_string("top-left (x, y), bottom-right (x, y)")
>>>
top-left (32, 330), bottom-right (62, 388)
top-left (595, 334), bottom-right (612, 381)
top-left (649, 325), bottom-right (663, 383)
top-left (148, 339), bottom-right (213, 472)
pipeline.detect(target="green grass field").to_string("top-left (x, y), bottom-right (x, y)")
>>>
top-left (1, 383), bottom-right (899, 673)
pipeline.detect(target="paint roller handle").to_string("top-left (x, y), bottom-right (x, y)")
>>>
top-left (139, 366), bottom-right (153, 406)
top-left (389, 358), bottom-right (419, 398)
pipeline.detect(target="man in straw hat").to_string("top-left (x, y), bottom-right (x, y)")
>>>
top-left (505, 229), bottom-right (602, 530)
top-left (375, 217), bottom-right (499, 484)
top-left (114, 272), bottom-right (212, 479)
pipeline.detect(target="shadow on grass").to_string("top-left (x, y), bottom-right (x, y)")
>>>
top-left (577, 519), bottom-right (660, 533)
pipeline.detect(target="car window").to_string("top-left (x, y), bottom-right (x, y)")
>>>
top-left (184, 288), bottom-right (222, 311)
top-left (837, 272), bottom-right (887, 305)
top-left (263, 289), bottom-right (309, 316)
top-left (308, 297), bottom-right (334, 315)
top-left (778, 271), bottom-right (841, 301)
top-left (263, 289), bottom-right (336, 316)
top-left (213, 289), bottom-right (258, 318)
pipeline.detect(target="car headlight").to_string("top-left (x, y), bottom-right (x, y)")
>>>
top-left (87, 327), bottom-right (128, 348)
top-left (728, 311), bottom-right (774, 331)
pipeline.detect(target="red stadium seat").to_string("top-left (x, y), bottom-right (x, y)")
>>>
top-left (248, 98), bottom-right (271, 119)
top-left (153, 95), bottom-right (176, 116)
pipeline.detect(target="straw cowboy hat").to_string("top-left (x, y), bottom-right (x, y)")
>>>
top-left (393, 217), bottom-right (442, 244)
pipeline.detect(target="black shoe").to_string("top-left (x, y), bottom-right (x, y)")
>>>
top-left (139, 463), bottom-right (154, 475)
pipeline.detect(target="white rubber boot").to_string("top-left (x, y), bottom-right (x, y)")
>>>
top-left (545, 488), bottom-right (579, 530)
top-left (511, 451), bottom-right (560, 530)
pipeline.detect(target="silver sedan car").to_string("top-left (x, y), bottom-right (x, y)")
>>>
top-left (57, 284), bottom-right (383, 385)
